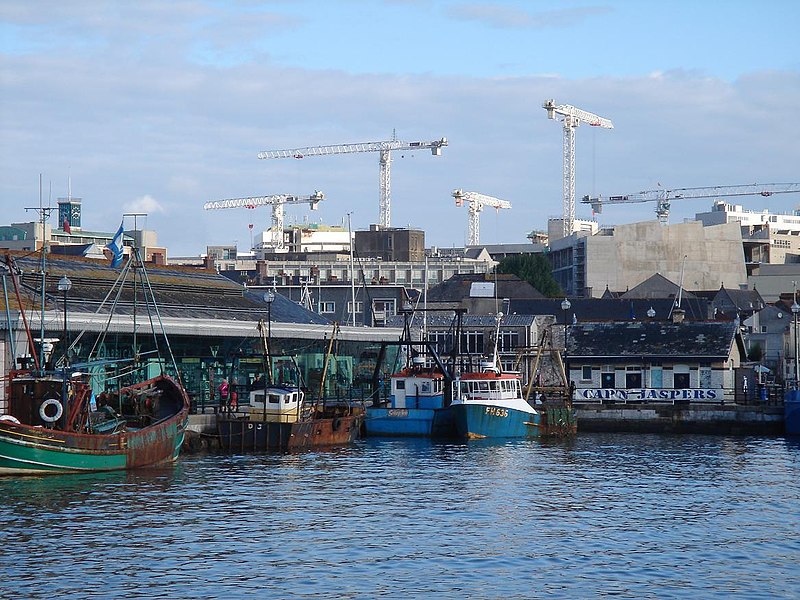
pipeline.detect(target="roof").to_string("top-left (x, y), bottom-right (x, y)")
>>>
top-left (386, 313), bottom-right (537, 328)
top-left (620, 273), bottom-right (697, 300)
top-left (508, 297), bottom-right (710, 323)
top-left (568, 320), bottom-right (740, 360)
top-left (1, 252), bottom-right (330, 325)
top-left (426, 272), bottom-right (543, 303)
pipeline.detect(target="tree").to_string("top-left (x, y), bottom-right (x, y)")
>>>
top-left (496, 254), bottom-right (562, 297)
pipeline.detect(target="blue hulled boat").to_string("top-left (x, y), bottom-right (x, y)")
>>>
top-left (450, 361), bottom-right (540, 439)
top-left (785, 389), bottom-right (800, 436)
top-left (365, 357), bottom-right (455, 437)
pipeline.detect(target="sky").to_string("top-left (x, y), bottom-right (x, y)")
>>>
top-left (1, 0), bottom-right (799, 256)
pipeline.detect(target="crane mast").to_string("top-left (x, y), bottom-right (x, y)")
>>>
top-left (582, 183), bottom-right (800, 224)
top-left (203, 191), bottom-right (324, 251)
top-left (543, 100), bottom-right (613, 238)
top-left (452, 189), bottom-right (512, 246)
top-left (257, 135), bottom-right (447, 229)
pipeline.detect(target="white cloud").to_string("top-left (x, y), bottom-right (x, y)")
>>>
top-left (124, 195), bottom-right (166, 215)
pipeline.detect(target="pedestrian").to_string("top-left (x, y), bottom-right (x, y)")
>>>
top-left (230, 378), bottom-right (239, 413)
top-left (218, 378), bottom-right (229, 413)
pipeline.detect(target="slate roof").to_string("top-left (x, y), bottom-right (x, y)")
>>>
top-left (567, 321), bottom-right (740, 360)
top-left (508, 297), bottom-right (710, 323)
top-left (386, 313), bottom-right (537, 328)
top-left (620, 273), bottom-right (697, 300)
top-left (425, 273), bottom-right (543, 303)
top-left (1, 253), bottom-right (329, 325)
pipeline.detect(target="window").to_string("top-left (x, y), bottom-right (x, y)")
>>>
top-left (498, 331), bottom-right (519, 352)
top-left (581, 366), bottom-right (592, 381)
top-left (650, 367), bottom-right (663, 388)
top-left (674, 373), bottom-right (690, 389)
top-left (373, 299), bottom-right (396, 316)
top-left (428, 331), bottom-right (453, 355)
top-left (601, 372), bottom-right (615, 389)
top-left (320, 301), bottom-right (335, 314)
top-left (269, 394), bottom-right (280, 404)
top-left (461, 331), bottom-right (485, 355)
top-left (395, 380), bottom-right (405, 390)
top-left (625, 370), bottom-right (642, 389)
top-left (347, 301), bottom-right (364, 314)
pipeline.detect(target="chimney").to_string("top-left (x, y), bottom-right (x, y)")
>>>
top-left (672, 307), bottom-right (685, 324)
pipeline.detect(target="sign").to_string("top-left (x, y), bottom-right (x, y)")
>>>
top-left (577, 388), bottom-right (719, 402)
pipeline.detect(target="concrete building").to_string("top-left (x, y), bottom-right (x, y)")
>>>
top-left (549, 220), bottom-right (747, 297)
top-left (547, 217), bottom-right (599, 243)
top-left (354, 225), bottom-right (425, 262)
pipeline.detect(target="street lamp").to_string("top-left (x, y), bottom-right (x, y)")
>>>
top-left (57, 275), bottom-right (72, 364)
top-left (264, 291), bottom-right (275, 385)
top-left (647, 306), bottom-right (656, 319)
top-left (792, 297), bottom-right (799, 387)
top-left (561, 298), bottom-right (571, 388)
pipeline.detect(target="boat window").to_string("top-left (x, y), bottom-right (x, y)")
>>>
top-left (395, 380), bottom-right (405, 390)
top-left (421, 382), bottom-right (431, 393)
top-left (460, 381), bottom-right (469, 394)
top-left (254, 393), bottom-right (265, 403)
top-left (478, 381), bottom-right (490, 392)
top-left (269, 394), bottom-right (280, 404)
top-left (285, 396), bottom-right (292, 404)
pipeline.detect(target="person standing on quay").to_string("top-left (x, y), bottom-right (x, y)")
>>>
top-left (218, 378), bottom-right (229, 413)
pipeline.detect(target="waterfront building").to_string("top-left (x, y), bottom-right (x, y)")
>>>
top-left (0, 254), bottom-right (401, 414)
top-left (567, 311), bottom-right (748, 404)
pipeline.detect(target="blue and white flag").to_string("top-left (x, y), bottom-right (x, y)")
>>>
top-left (106, 221), bottom-right (124, 268)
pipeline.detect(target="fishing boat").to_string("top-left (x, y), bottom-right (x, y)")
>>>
top-left (0, 216), bottom-right (190, 475)
top-left (450, 360), bottom-right (540, 439)
top-left (364, 356), bottom-right (455, 437)
top-left (216, 322), bottom-right (363, 451)
top-left (785, 389), bottom-right (800, 436)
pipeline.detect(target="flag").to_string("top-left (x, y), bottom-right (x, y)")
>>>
top-left (63, 218), bottom-right (71, 234)
top-left (106, 221), bottom-right (124, 268)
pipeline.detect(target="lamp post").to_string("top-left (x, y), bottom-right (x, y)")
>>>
top-left (57, 275), bottom-right (72, 365)
top-left (792, 293), bottom-right (799, 388)
top-left (561, 298), bottom-right (571, 389)
top-left (264, 291), bottom-right (275, 385)
top-left (647, 306), bottom-right (656, 319)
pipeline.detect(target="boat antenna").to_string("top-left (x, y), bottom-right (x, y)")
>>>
top-left (493, 311), bottom-right (503, 372)
top-left (24, 174), bottom-right (57, 373)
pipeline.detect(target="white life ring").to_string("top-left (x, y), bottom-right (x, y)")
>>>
top-left (0, 415), bottom-right (21, 424)
top-left (39, 398), bottom-right (64, 423)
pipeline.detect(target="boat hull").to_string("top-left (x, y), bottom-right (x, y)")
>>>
top-left (785, 390), bottom-right (800, 436)
top-left (0, 375), bottom-right (189, 476)
top-left (217, 413), bottom-right (363, 451)
top-left (364, 406), bottom-right (455, 437)
top-left (451, 402), bottom-right (540, 439)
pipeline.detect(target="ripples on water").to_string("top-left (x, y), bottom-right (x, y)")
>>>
top-left (1, 434), bottom-right (799, 599)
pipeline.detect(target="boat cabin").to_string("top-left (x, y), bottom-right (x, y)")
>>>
top-left (453, 371), bottom-right (523, 402)
top-left (248, 386), bottom-right (304, 423)
top-left (390, 357), bottom-right (446, 410)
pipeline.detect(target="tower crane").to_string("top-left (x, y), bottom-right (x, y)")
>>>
top-left (257, 134), bottom-right (447, 229)
top-left (203, 191), bottom-right (324, 251)
top-left (543, 99), bottom-right (613, 238)
top-left (581, 183), bottom-right (800, 224)
top-left (452, 189), bottom-right (512, 246)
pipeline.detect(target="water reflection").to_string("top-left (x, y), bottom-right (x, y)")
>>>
top-left (1, 434), bottom-right (798, 599)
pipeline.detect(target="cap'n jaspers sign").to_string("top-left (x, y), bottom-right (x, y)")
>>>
top-left (576, 388), bottom-right (720, 402)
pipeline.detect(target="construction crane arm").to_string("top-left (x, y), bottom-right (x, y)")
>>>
top-left (203, 191), bottom-right (324, 211)
top-left (582, 183), bottom-right (800, 223)
top-left (452, 189), bottom-right (512, 210)
top-left (543, 99), bottom-right (613, 129)
top-left (257, 138), bottom-right (448, 160)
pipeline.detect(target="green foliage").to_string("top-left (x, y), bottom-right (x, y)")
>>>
top-left (747, 343), bottom-right (763, 362)
top-left (496, 254), bottom-right (562, 297)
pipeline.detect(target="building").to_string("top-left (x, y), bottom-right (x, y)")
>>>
top-left (567, 314), bottom-right (747, 404)
top-left (0, 253), bottom-right (402, 413)
top-left (549, 220), bottom-right (747, 297)
top-left (424, 272), bottom-right (544, 313)
top-left (695, 201), bottom-right (800, 274)
top-left (354, 225), bottom-right (425, 262)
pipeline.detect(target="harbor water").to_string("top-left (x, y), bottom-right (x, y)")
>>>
top-left (2, 433), bottom-right (799, 599)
